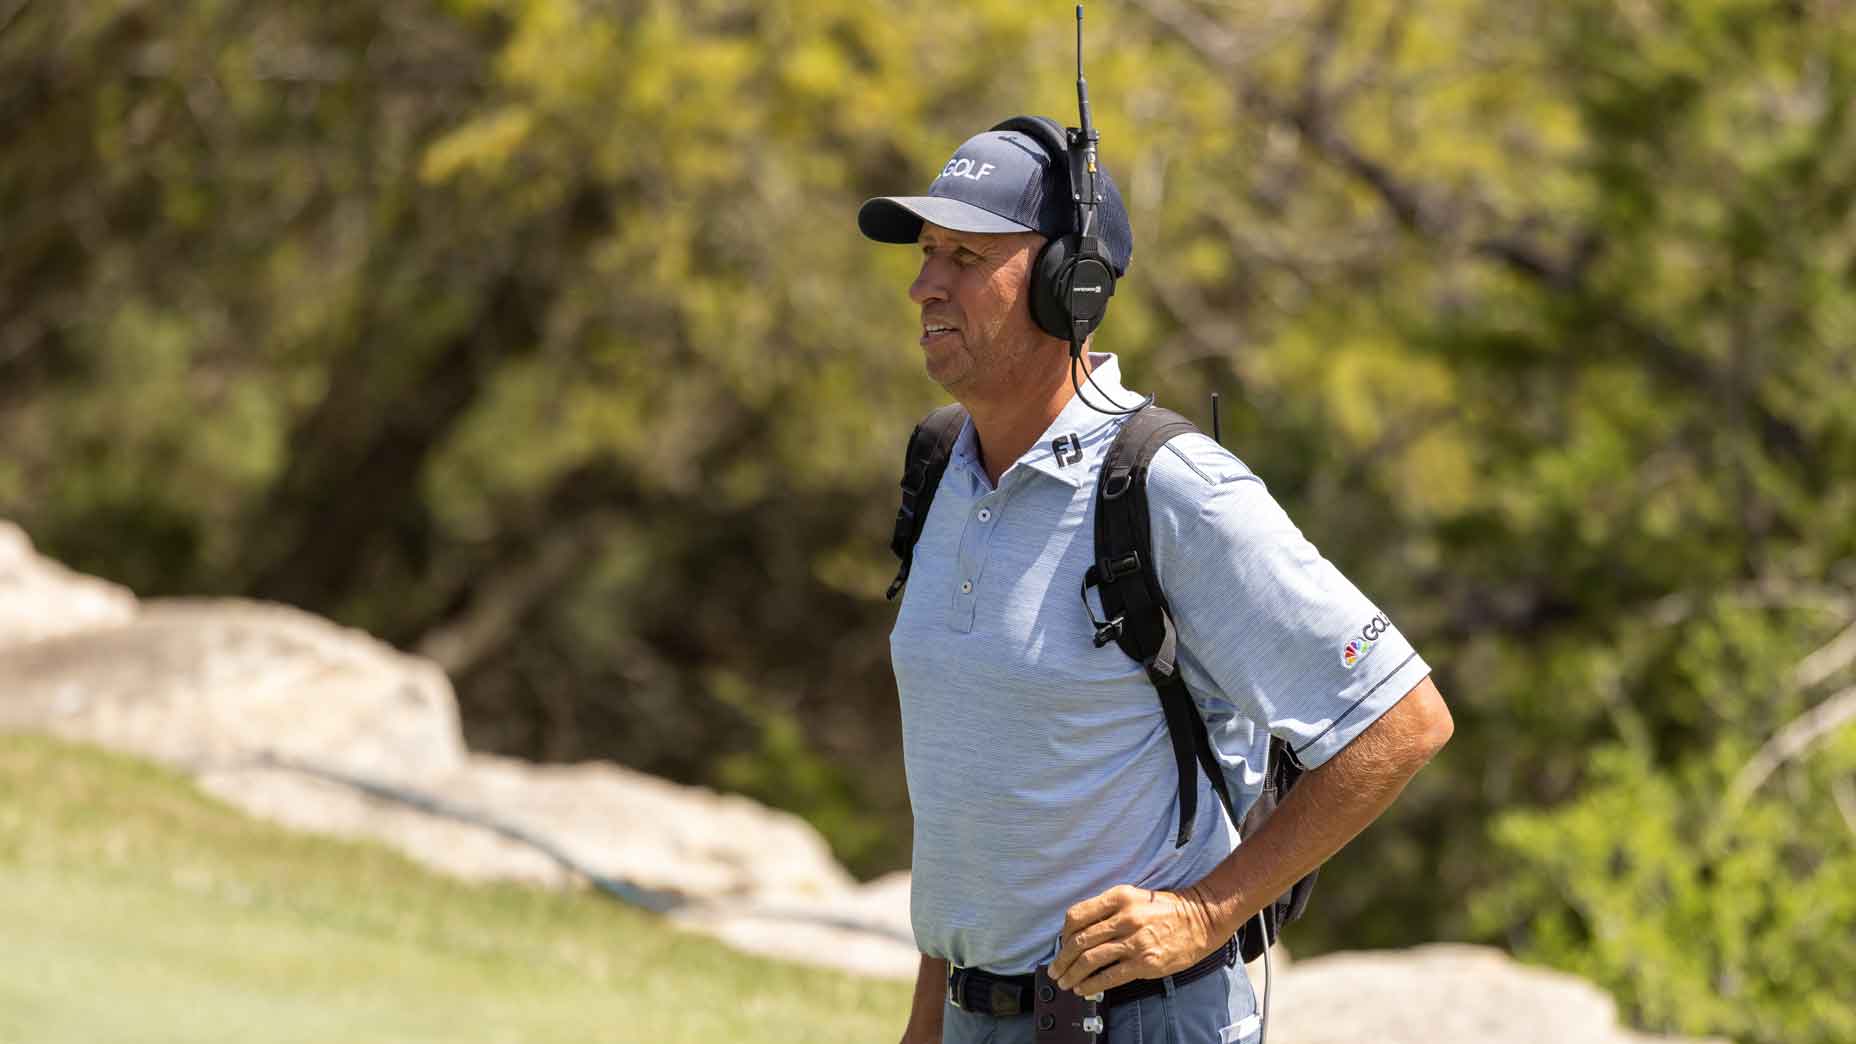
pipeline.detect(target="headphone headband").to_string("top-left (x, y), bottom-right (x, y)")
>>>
top-left (989, 116), bottom-right (1071, 171)
top-left (989, 116), bottom-right (1079, 235)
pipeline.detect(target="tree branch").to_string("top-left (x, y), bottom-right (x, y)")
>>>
top-left (1795, 619), bottom-right (1856, 693)
top-left (414, 515), bottom-right (613, 679)
top-left (1727, 685), bottom-right (1856, 809)
top-left (0, 0), bottom-right (30, 37)
top-left (1833, 775), bottom-right (1856, 837)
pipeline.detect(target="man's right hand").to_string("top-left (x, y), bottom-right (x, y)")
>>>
top-left (898, 954), bottom-right (948, 1044)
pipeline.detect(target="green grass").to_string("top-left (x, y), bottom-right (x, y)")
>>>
top-left (0, 733), bottom-right (911, 1043)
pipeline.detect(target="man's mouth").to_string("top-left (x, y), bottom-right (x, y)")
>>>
top-left (921, 322), bottom-right (959, 346)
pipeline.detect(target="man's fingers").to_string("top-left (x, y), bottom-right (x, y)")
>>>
top-left (1060, 888), bottom-right (1120, 937)
top-left (1055, 939), bottom-right (1132, 992)
top-left (1052, 888), bottom-right (1211, 994)
top-left (1059, 886), bottom-right (1142, 946)
top-left (1071, 953), bottom-right (1145, 998)
top-left (1051, 918), bottom-right (1109, 980)
top-left (1053, 884), bottom-right (1158, 984)
top-left (1056, 886), bottom-right (1132, 970)
top-left (1048, 945), bottom-right (1074, 983)
top-left (1067, 884), bottom-right (1144, 928)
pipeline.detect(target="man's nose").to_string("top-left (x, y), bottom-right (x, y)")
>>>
top-left (909, 257), bottom-right (950, 305)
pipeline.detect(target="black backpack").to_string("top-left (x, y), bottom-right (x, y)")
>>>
top-left (886, 402), bottom-right (1317, 962)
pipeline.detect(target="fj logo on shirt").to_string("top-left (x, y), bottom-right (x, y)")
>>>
top-left (1052, 433), bottom-right (1083, 468)
top-left (1341, 613), bottom-right (1392, 670)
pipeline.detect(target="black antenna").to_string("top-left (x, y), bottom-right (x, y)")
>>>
top-left (1211, 392), bottom-right (1222, 444)
top-left (1074, 5), bottom-right (1100, 234)
top-left (1067, 2), bottom-right (1152, 417)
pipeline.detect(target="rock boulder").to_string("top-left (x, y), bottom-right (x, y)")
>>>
top-left (1259, 944), bottom-right (1724, 1044)
top-left (0, 598), bottom-right (464, 780)
top-left (0, 520), bottom-right (137, 650)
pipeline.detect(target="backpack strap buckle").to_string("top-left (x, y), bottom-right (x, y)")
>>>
top-left (1098, 551), bottom-right (1142, 582)
top-left (1092, 616), bottom-right (1126, 648)
top-left (1101, 466), bottom-right (1136, 500)
top-left (1078, 572), bottom-right (1127, 648)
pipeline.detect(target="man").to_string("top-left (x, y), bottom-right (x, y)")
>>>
top-left (860, 120), bottom-right (1454, 1044)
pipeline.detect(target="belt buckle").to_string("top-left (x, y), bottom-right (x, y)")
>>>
top-left (947, 967), bottom-right (967, 1012)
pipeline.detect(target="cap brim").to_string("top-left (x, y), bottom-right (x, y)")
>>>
top-left (858, 196), bottom-right (1037, 243)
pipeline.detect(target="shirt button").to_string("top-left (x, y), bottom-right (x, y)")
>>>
top-left (960, 580), bottom-right (974, 594)
top-left (977, 508), bottom-right (993, 523)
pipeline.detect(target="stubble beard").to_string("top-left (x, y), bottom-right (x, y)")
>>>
top-left (922, 336), bottom-right (970, 391)
top-left (926, 319), bottom-right (1041, 402)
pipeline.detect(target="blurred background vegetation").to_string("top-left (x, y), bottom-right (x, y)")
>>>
top-left (3, 1), bottom-right (1853, 1041)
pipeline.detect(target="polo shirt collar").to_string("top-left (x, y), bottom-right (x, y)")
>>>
top-left (1015, 353), bottom-right (1135, 489)
top-left (947, 353), bottom-right (1137, 491)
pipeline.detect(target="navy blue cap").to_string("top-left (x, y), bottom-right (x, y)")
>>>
top-left (859, 122), bottom-right (1133, 276)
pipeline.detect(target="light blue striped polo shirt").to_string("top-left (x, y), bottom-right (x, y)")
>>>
top-left (889, 354), bottom-right (1432, 974)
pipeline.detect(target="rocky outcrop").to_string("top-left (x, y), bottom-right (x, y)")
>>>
top-left (0, 598), bottom-right (463, 779)
top-left (0, 521), bottom-right (904, 977)
top-left (0, 520), bottom-right (1725, 1038)
top-left (1257, 944), bottom-right (1724, 1044)
top-left (194, 753), bottom-right (861, 901)
top-left (0, 521), bottom-right (136, 647)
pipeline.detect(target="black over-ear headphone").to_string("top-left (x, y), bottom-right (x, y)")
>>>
top-left (989, 114), bottom-right (1118, 348)
top-left (996, 7), bottom-right (1149, 417)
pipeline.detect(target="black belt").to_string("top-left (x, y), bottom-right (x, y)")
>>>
top-left (948, 936), bottom-right (1238, 1018)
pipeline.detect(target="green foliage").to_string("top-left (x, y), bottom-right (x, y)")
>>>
top-left (1480, 740), bottom-right (1856, 1044)
top-left (4, 1), bottom-right (1856, 1040)
top-left (711, 671), bottom-right (892, 875)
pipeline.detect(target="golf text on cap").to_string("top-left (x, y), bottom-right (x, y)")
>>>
top-left (1341, 612), bottom-right (1391, 670)
top-left (938, 157), bottom-right (996, 182)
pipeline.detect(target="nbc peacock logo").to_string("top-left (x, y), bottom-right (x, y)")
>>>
top-left (1341, 613), bottom-right (1392, 670)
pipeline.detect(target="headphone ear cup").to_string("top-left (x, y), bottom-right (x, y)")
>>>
top-left (1028, 234), bottom-right (1113, 343)
top-left (1028, 234), bottom-right (1075, 341)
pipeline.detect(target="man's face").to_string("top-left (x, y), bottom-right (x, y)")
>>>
top-left (909, 222), bottom-right (1048, 394)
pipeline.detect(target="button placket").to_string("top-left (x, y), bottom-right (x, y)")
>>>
top-left (946, 490), bottom-right (1004, 632)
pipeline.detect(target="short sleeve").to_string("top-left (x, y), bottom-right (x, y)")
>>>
top-left (1146, 433), bottom-right (1431, 769)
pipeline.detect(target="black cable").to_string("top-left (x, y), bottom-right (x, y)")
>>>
top-left (1068, 341), bottom-right (1153, 416)
top-left (1257, 909), bottom-right (1274, 1044)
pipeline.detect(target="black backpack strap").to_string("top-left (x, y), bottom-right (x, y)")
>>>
top-left (1084, 405), bottom-right (1319, 960)
top-left (1084, 406), bottom-right (1235, 847)
top-left (887, 404), bottom-right (970, 600)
